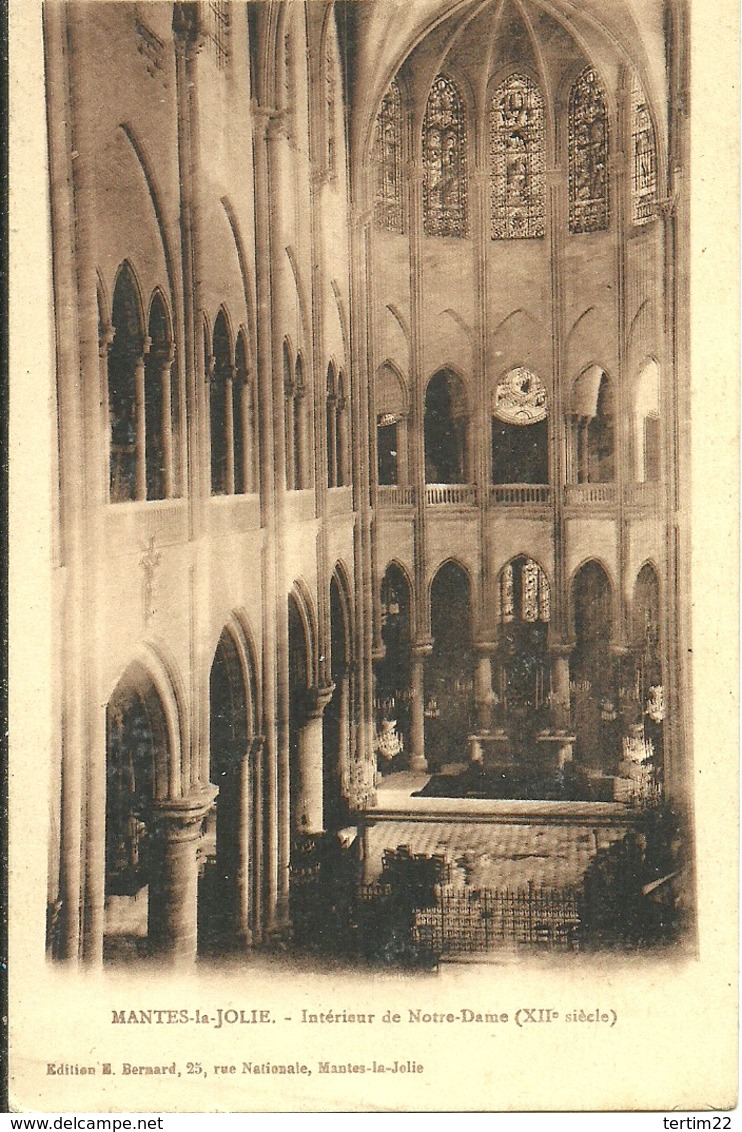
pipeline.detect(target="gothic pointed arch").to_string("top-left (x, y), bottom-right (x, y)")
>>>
top-left (234, 328), bottom-right (251, 494)
top-left (375, 361), bottom-right (409, 486)
top-left (144, 289), bottom-right (177, 501)
top-left (571, 559), bottom-right (615, 687)
top-left (104, 654), bottom-right (181, 959)
top-left (109, 262), bottom-right (146, 502)
top-left (634, 358), bottom-right (661, 482)
top-left (494, 555), bottom-right (550, 720)
top-left (210, 308), bottom-right (234, 495)
top-left (427, 559), bottom-right (474, 771)
top-left (571, 365), bottom-right (615, 483)
top-left (202, 620), bottom-right (260, 952)
top-left (377, 561), bottom-right (413, 760)
top-left (424, 368), bottom-right (469, 483)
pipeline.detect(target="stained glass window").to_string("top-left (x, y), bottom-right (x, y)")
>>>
top-left (568, 68), bottom-right (609, 233)
top-left (631, 74), bottom-right (657, 225)
top-left (500, 563), bottom-right (514, 622)
top-left (521, 559), bottom-right (539, 622)
top-left (497, 559), bottom-right (550, 624)
top-left (422, 76), bottom-right (468, 237)
top-left (374, 81), bottom-right (404, 233)
top-left (491, 74), bottom-right (545, 239)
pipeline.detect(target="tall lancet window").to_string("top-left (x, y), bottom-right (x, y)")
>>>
top-left (631, 73), bottom-right (658, 225)
top-left (568, 67), bottom-right (609, 233)
top-left (422, 76), bottom-right (468, 237)
top-left (374, 80), bottom-right (404, 233)
top-left (490, 74), bottom-right (545, 240)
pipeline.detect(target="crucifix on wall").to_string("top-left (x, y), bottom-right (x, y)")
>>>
top-left (139, 536), bottom-right (162, 625)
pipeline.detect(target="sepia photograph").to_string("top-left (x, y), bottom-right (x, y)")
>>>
top-left (7, 0), bottom-right (739, 1114)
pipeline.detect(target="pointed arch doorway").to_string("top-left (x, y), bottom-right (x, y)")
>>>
top-left (201, 624), bottom-right (260, 953)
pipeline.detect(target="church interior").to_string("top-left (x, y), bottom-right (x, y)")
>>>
top-left (44, 0), bottom-right (692, 964)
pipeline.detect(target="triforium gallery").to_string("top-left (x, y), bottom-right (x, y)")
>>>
top-left (44, 0), bottom-right (692, 965)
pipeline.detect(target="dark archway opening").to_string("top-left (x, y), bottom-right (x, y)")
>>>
top-left (200, 628), bottom-right (254, 954)
top-left (492, 418), bottom-right (548, 483)
top-left (586, 375), bottom-right (615, 482)
top-left (495, 556), bottom-right (550, 720)
top-left (109, 266), bottom-right (144, 502)
top-left (375, 564), bottom-right (412, 771)
top-left (424, 370), bottom-right (468, 484)
top-left (427, 561), bottom-right (473, 770)
top-left (145, 293), bottom-right (170, 501)
top-left (377, 417), bottom-right (399, 484)
top-left (572, 561), bottom-right (617, 772)
top-left (104, 669), bottom-right (165, 960)
top-left (210, 311), bottom-right (231, 495)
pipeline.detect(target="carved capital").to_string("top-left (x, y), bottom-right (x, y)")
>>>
top-left (304, 683), bottom-right (335, 718)
top-left (548, 640), bottom-right (575, 658)
top-left (98, 323), bottom-right (115, 358)
top-left (152, 785), bottom-right (218, 843)
top-left (159, 342), bottom-right (177, 370)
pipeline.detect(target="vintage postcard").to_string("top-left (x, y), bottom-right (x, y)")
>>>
top-left (7, 0), bottom-right (739, 1114)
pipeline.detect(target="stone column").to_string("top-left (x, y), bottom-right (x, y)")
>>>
top-left (98, 324), bottom-right (115, 495)
top-left (337, 396), bottom-right (349, 486)
top-left (236, 736), bottom-right (262, 944)
top-left (336, 673), bottom-right (351, 801)
top-left (409, 641), bottom-right (432, 772)
top-left (296, 387), bottom-right (309, 489)
top-left (148, 786), bottom-right (217, 963)
top-left (550, 643), bottom-right (573, 730)
top-left (45, 28), bottom-right (87, 968)
top-left (296, 685), bottom-right (334, 835)
top-left (160, 344), bottom-right (176, 498)
top-left (284, 384), bottom-right (295, 491)
top-left (578, 418), bottom-right (590, 484)
top-left (396, 414), bottom-right (409, 486)
top-left (240, 380), bottom-right (253, 494)
top-left (225, 365), bottom-right (235, 495)
top-left (134, 338), bottom-right (152, 501)
top-left (326, 394), bottom-right (338, 487)
top-left (251, 735), bottom-right (264, 943)
top-left (474, 643), bottom-right (496, 732)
